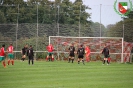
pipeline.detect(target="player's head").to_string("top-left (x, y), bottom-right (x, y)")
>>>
top-left (2, 44), bottom-right (5, 47)
top-left (71, 43), bottom-right (74, 46)
top-left (25, 44), bottom-right (28, 48)
top-left (80, 44), bottom-right (83, 47)
top-left (104, 44), bottom-right (107, 47)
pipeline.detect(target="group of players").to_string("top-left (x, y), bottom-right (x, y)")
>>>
top-left (0, 43), bottom-right (110, 68)
top-left (46, 43), bottom-right (110, 65)
top-left (46, 43), bottom-right (88, 65)
top-left (0, 44), bottom-right (34, 68)
top-left (0, 44), bottom-right (14, 68)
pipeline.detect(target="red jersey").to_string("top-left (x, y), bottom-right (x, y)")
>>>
top-left (46, 44), bottom-right (53, 52)
top-left (0, 47), bottom-right (5, 56)
top-left (85, 46), bottom-right (90, 56)
top-left (7, 46), bottom-right (14, 53)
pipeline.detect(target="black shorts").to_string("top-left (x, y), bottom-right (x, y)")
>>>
top-left (78, 55), bottom-right (84, 59)
top-left (104, 54), bottom-right (109, 58)
top-left (69, 53), bottom-right (75, 57)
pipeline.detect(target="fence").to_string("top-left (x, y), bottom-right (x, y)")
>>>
top-left (0, 4), bottom-right (132, 62)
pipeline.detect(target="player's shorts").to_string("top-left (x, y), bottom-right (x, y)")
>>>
top-left (78, 55), bottom-right (84, 59)
top-left (69, 53), bottom-right (75, 57)
top-left (48, 52), bottom-right (53, 56)
top-left (0, 56), bottom-right (5, 61)
top-left (8, 53), bottom-right (14, 59)
top-left (104, 54), bottom-right (109, 58)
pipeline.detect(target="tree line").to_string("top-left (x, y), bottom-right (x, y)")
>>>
top-left (0, 0), bottom-right (133, 46)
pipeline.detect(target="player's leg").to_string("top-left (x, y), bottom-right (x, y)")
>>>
top-left (32, 58), bottom-right (34, 65)
top-left (103, 58), bottom-right (106, 64)
top-left (103, 54), bottom-right (108, 64)
top-left (31, 56), bottom-right (34, 65)
top-left (68, 56), bottom-right (71, 63)
top-left (28, 56), bottom-right (31, 65)
top-left (82, 58), bottom-right (85, 65)
top-left (11, 54), bottom-right (14, 65)
top-left (23, 55), bottom-right (26, 61)
top-left (22, 55), bottom-right (26, 61)
top-left (106, 58), bottom-right (109, 65)
top-left (49, 56), bottom-right (52, 61)
top-left (0, 57), bottom-right (6, 68)
top-left (71, 57), bottom-right (74, 63)
top-left (51, 53), bottom-right (54, 61)
top-left (21, 55), bottom-right (24, 61)
top-left (7, 53), bottom-right (11, 65)
top-left (46, 53), bottom-right (49, 61)
top-left (8, 59), bottom-right (11, 65)
top-left (48, 53), bottom-right (51, 61)
top-left (78, 56), bottom-right (80, 64)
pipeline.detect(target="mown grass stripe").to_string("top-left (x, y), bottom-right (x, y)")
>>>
top-left (0, 60), bottom-right (133, 88)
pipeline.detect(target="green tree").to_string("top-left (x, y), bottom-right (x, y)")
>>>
top-left (126, 10), bottom-right (133, 19)
top-left (0, 10), bottom-right (6, 23)
top-left (107, 10), bottom-right (133, 42)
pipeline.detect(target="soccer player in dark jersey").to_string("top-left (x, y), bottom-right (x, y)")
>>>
top-left (68, 43), bottom-right (75, 63)
top-left (77, 44), bottom-right (85, 65)
top-left (27, 45), bottom-right (34, 65)
top-left (101, 44), bottom-right (110, 65)
top-left (21, 45), bottom-right (28, 61)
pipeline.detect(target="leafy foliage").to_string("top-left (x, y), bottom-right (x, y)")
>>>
top-left (106, 10), bottom-right (133, 42)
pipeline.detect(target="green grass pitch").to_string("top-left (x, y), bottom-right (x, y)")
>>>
top-left (0, 60), bottom-right (133, 88)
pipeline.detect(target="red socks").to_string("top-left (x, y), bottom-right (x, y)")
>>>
top-left (2, 61), bottom-right (6, 67)
top-left (11, 60), bottom-right (14, 65)
top-left (52, 58), bottom-right (54, 61)
top-left (46, 57), bottom-right (48, 61)
top-left (8, 60), bottom-right (10, 65)
top-left (8, 60), bottom-right (14, 65)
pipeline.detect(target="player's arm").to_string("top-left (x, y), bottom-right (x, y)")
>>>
top-left (101, 49), bottom-right (104, 54)
top-left (6, 47), bottom-right (9, 53)
top-left (21, 49), bottom-right (23, 54)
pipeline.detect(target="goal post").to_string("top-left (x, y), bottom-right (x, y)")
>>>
top-left (49, 36), bottom-right (124, 62)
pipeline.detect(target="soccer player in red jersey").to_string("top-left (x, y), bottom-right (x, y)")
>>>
top-left (7, 43), bottom-right (14, 65)
top-left (0, 44), bottom-right (6, 68)
top-left (46, 44), bottom-right (54, 61)
top-left (85, 45), bottom-right (91, 62)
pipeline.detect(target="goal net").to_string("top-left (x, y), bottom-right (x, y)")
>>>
top-left (49, 36), bottom-right (124, 62)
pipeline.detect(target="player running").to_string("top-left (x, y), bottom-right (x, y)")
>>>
top-left (0, 44), bottom-right (6, 68)
top-left (77, 44), bottom-right (85, 65)
top-left (68, 43), bottom-right (75, 63)
top-left (46, 44), bottom-right (54, 61)
top-left (7, 43), bottom-right (14, 65)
